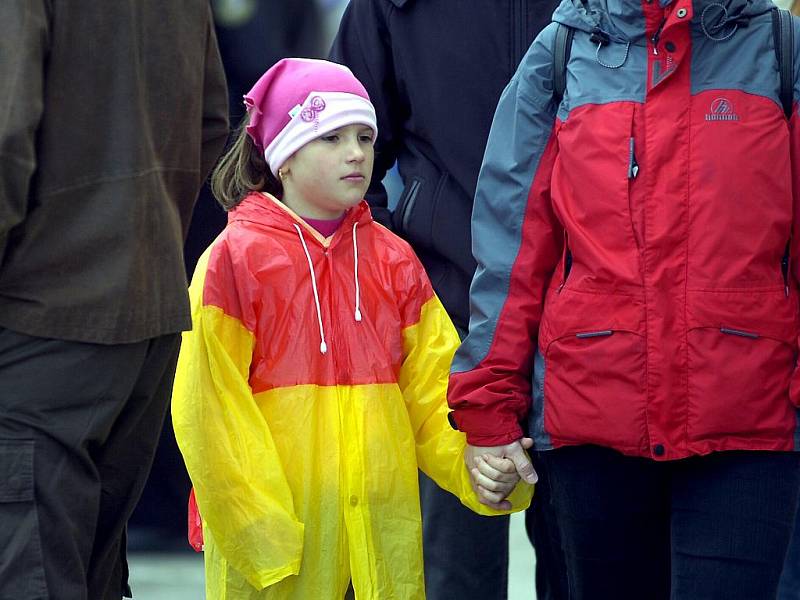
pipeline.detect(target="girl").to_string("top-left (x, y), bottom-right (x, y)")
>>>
top-left (447, 0), bottom-right (800, 598)
top-left (171, 58), bottom-right (532, 600)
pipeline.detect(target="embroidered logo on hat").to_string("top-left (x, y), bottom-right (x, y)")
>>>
top-left (301, 96), bottom-right (327, 122)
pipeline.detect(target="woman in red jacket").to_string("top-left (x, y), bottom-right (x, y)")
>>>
top-left (447, 0), bottom-right (800, 598)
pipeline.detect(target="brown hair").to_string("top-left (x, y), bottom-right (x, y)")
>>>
top-left (210, 113), bottom-right (282, 210)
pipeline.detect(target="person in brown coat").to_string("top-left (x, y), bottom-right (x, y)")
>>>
top-left (0, 2), bottom-right (229, 598)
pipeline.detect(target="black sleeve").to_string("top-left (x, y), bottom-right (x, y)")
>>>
top-left (329, 0), bottom-right (402, 230)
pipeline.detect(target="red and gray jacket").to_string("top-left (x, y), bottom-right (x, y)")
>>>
top-left (448, 0), bottom-right (800, 460)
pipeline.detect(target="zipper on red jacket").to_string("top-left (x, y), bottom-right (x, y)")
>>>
top-left (782, 242), bottom-right (791, 297)
top-left (651, 15), bottom-right (668, 54)
top-left (627, 137), bottom-right (640, 180)
top-left (627, 124), bottom-right (643, 251)
top-left (557, 230), bottom-right (571, 293)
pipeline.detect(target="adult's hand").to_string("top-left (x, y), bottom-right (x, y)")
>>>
top-left (464, 438), bottom-right (536, 510)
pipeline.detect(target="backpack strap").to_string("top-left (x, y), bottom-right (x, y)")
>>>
top-left (772, 7), bottom-right (794, 120)
top-left (553, 23), bottom-right (575, 105)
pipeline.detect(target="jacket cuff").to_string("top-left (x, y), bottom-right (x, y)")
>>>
top-left (451, 409), bottom-right (524, 447)
top-left (447, 411), bottom-right (459, 430)
top-left (464, 428), bottom-right (525, 447)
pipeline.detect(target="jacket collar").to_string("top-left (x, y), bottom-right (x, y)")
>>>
top-left (554, 0), bottom-right (774, 43)
top-left (228, 192), bottom-right (373, 248)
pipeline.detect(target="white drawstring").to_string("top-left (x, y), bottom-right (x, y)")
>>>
top-left (294, 224), bottom-right (328, 354)
top-left (352, 222), bottom-right (362, 322)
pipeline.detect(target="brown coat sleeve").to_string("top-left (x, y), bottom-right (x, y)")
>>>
top-left (0, 0), bottom-right (49, 262)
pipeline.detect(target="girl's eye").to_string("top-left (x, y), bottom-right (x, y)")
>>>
top-left (359, 134), bottom-right (374, 143)
top-left (321, 134), bottom-right (339, 142)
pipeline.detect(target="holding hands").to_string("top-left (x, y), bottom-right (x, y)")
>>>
top-left (465, 438), bottom-right (537, 510)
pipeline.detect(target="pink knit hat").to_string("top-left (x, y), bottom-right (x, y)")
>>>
top-left (244, 58), bottom-right (378, 176)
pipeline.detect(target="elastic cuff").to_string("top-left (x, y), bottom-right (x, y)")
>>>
top-left (447, 411), bottom-right (459, 430)
top-left (465, 427), bottom-right (524, 447)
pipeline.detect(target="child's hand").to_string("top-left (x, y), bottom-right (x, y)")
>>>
top-left (471, 453), bottom-right (519, 509)
top-left (464, 438), bottom-right (536, 510)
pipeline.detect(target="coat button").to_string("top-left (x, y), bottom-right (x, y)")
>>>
top-left (676, 7), bottom-right (688, 17)
top-left (349, 495), bottom-right (359, 506)
top-left (665, 41), bottom-right (676, 52)
top-left (653, 444), bottom-right (665, 457)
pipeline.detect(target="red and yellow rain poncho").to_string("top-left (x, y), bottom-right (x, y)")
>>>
top-left (172, 192), bottom-right (532, 599)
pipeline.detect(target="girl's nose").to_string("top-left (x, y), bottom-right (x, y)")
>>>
top-left (347, 141), bottom-right (365, 162)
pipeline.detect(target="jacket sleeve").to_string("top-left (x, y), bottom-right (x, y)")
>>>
top-left (329, 0), bottom-right (400, 229)
top-left (398, 260), bottom-right (533, 514)
top-left (172, 244), bottom-right (303, 590)
top-left (447, 25), bottom-right (564, 447)
top-left (0, 1), bottom-right (48, 264)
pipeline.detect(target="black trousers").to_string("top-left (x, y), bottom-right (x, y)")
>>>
top-left (420, 450), bottom-right (568, 600)
top-left (0, 328), bottom-right (180, 600)
top-left (419, 473), bottom-right (510, 599)
top-left (538, 445), bottom-right (800, 600)
top-left (422, 324), bottom-right (568, 600)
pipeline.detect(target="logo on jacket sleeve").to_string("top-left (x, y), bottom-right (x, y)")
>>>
top-left (705, 98), bottom-right (739, 121)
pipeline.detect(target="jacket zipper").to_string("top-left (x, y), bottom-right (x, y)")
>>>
top-left (627, 118), bottom-right (643, 251)
top-left (782, 242), bottom-right (791, 297)
top-left (557, 230), bottom-right (571, 293)
top-left (627, 137), bottom-right (640, 180)
top-left (651, 15), bottom-right (667, 54)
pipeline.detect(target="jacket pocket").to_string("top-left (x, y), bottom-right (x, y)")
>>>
top-left (540, 289), bottom-right (648, 451)
top-left (553, 102), bottom-right (642, 274)
top-left (0, 440), bottom-right (49, 599)
top-left (394, 176), bottom-right (423, 235)
top-left (686, 291), bottom-right (799, 443)
top-left (392, 157), bottom-right (452, 255)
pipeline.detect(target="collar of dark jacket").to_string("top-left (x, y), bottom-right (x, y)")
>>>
top-left (388, 0), bottom-right (411, 7)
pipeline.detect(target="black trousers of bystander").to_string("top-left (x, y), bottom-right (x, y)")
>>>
top-left (0, 328), bottom-right (180, 600)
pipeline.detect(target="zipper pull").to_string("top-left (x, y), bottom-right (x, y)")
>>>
top-left (628, 137), bottom-right (639, 179)
top-left (781, 242), bottom-right (791, 297)
top-left (782, 254), bottom-right (790, 297)
top-left (651, 16), bottom-right (667, 55)
top-left (558, 234), bottom-right (571, 293)
top-left (558, 250), bottom-right (572, 293)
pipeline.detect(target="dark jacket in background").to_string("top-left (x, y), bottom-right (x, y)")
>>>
top-left (0, 1), bottom-right (229, 344)
top-left (181, 0), bottom-right (325, 276)
top-left (330, 0), bottom-right (560, 331)
top-left (212, 0), bottom-right (325, 120)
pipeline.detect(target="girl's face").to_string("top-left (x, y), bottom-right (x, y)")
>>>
top-left (280, 124), bottom-right (375, 220)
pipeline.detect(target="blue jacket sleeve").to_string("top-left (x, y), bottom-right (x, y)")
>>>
top-left (447, 25), bottom-right (565, 446)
